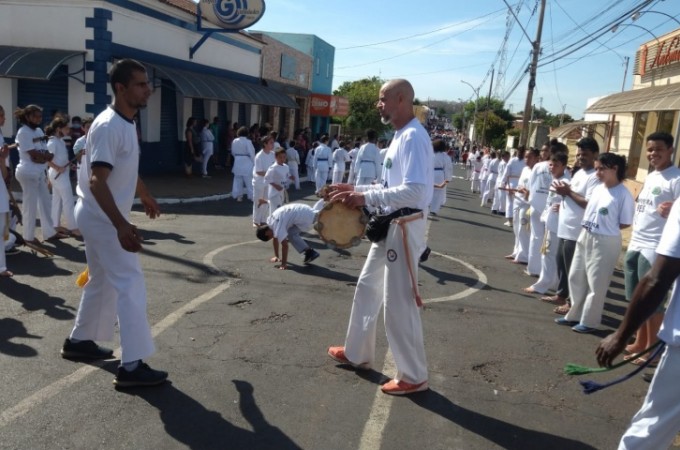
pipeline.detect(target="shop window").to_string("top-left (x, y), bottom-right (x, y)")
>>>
top-left (628, 112), bottom-right (648, 178)
top-left (657, 111), bottom-right (676, 134)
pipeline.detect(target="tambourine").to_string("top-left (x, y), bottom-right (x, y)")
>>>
top-left (314, 202), bottom-right (368, 249)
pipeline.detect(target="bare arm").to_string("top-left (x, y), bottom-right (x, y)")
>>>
top-left (596, 254), bottom-right (680, 367)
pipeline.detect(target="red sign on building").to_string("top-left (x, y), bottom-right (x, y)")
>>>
top-left (310, 94), bottom-right (349, 117)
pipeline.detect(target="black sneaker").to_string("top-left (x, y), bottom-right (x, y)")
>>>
top-left (642, 372), bottom-right (654, 383)
top-left (419, 246), bottom-right (431, 263)
top-left (303, 249), bottom-right (320, 264)
top-left (114, 362), bottom-right (168, 388)
top-left (61, 339), bottom-right (114, 360)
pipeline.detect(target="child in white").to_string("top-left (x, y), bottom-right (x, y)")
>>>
top-left (331, 144), bottom-right (349, 184)
top-left (563, 154), bottom-right (634, 330)
top-left (430, 139), bottom-right (453, 215)
top-left (470, 155), bottom-right (483, 193)
top-left (46, 119), bottom-right (79, 236)
top-left (231, 126), bottom-right (255, 201)
top-left (480, 152), bottom-right (499, 207)
top-left (252, 137), bottom-right (276, 225)
top-left (285, 143), bottom-right (300, 190)
top-left (313, 137), bottom-right (332, 194)
top-left (527, 153), bottom-right (569, 294)
top-left (265, 149), bottom-right (290, 216)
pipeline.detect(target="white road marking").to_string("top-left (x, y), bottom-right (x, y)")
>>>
top-left (0, 281), bottom-right (232, 429)
top-left (0, 235), bottom-right (487, 437)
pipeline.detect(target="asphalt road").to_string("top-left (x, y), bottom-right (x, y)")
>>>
top-left (0, 168), bottom-right (666, 450)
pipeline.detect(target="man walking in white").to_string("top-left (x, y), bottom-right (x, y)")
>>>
top-left (331, 141), bottom-right (349, 184)
top-left (313, 135), bottom-right (332, 195)
top-left (354, 130), bottom-right (380, 186)
top-left (61, 59), bottom-right (167, 388)
top-left (328, 79), bottom-right (433, 395)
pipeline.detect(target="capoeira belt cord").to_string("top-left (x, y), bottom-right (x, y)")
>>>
top-left (394, 212), bottom-right (424, 308)
top-left (563, 340), bottom-right (666, 395)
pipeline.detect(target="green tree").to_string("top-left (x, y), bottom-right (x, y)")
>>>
top-left (461, 97), bottom-right (513, 145)
top-left (333, 77), bottom-right (387, 136)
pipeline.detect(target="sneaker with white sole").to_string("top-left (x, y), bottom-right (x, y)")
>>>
top-left (113, 362), bottom-right (168, 388)
top-left (380, 379), bottom-right (428, 395)
top-left (327, 346), bottom-right (370, 370)
top-left (61, 339), bottom-right (114, 360)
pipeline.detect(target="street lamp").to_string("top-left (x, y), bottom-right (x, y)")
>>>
top-left (461, 80), bottom-right (480, 143)
top-left (611, 23), bottom-right (660, 43)
top-left (631, 10), bottom-right (680, 26)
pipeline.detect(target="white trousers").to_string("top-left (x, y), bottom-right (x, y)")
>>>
top-left (332, 170), bottom-right (344, 184)
top-left (315, 166), bottom-right (329, 193)
top-left (527, 207), bottom-right (544, 276)
top-left (70, 202), bottom-right (155, 363)
top-left (289, 163), bottom-right (300, 190)
top-left (430, 187), bottom-right (446, 214)
top-left (564, 231), bottom-right (621, 328)
top-left (505, 191), bottom-right (515, 219)
top-left (479, 179), bottom-right (487, 198)
top-left (201, 149), bottom-right (213, 175)
top-left (267, 188), bottom-right (284, 218)
top-left (530, 230), bottom-right (559, 293)
top-left (619, 345), bottom-right (680, 450)
top-left (49, 171), bottom-right (77, 230)
top-left (512, 204), bottom-right (530, 262)
top-left (344, 214), bottom-right (428, 384)
top-left (15, 169), bottom-right (56, 241)
top-left (252, 177), bottom-right (268, 224)
top-left (481, 176), bottom-right (496, 205)
top-left (232, 174), bottom-right (252, 200)
top-left (492, 186), bottom-right (506, 212)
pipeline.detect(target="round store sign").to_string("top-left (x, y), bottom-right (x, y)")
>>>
top-left (200, 0), bottom-right (266, 30)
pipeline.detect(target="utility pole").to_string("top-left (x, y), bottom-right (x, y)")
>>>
top-left (481, 67), bottom-right (494, 146)
top-left (519, 0), bottom-right (546, 148)
top-left (559, 103), bottom-right (567, 126)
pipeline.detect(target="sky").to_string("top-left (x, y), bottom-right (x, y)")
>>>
top-left (245, 0), bottom-right (680, 119)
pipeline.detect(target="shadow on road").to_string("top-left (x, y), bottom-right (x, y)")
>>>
top-left (119, 379), bottom-right (302, 449)
top-left (0, 318), bottom-right (41, 357)
top-left (0, 277), bottom-right (76, 320)
top-left (409, 389), bottom-right (598, 450)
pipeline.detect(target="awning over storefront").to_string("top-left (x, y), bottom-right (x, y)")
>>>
top-left (586, 83), bottom-right (680, 114)
top-left (263, 79), bottom-right (310, 98)
top-left (548, 120), bottom-right (611, 139)
top-left (147, 64), bottom-right (298, 109)
top-left (0, 46), bottom-right (85, 80)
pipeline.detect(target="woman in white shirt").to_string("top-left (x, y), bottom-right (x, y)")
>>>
top-left (14, 105), bottom-right (68, 243)
top-left (200, 119), bottom-right (215, 178)
top-left (46, 117), bottom-right (80, 237)
top-left (557, 153), bottom-right (634, 333)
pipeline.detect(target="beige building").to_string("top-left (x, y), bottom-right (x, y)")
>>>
top-left (586, 27), bottom-right (680, 182)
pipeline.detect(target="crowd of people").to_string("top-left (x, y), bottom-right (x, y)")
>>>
top-left (3, 61), bottom-right (680, 445)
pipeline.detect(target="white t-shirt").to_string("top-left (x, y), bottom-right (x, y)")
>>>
top-left (557, 168), bottom-right (599, 240)
top-left (528, 160), bottom-right (552, 211)
top-left (253, 150), bottom-right (275, 178)
top-left (267, 203), bottom-right (316, 241)
top-left (514, 166), bottom-right (533, 206)
top-left (656, 197), bottom-right (680, 346)
top-left (629, 165), bottom-right (680, 251)
top-left (581, 183), bottom-right (634, 236)
top-left (15, 125), bottom-right (48, 175)
top-left (375, 117), bottom-right (433, 212)
top-left (265, 162), bottom-right (290, 191)
top-left (47, 136), bottom-right (70, 179)
top-left (76, 107), bottom-right (139, 223)
top-left (542, 174), bottom-right (569, 233)
top-left (201, 128), bottom-right (214, 154)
